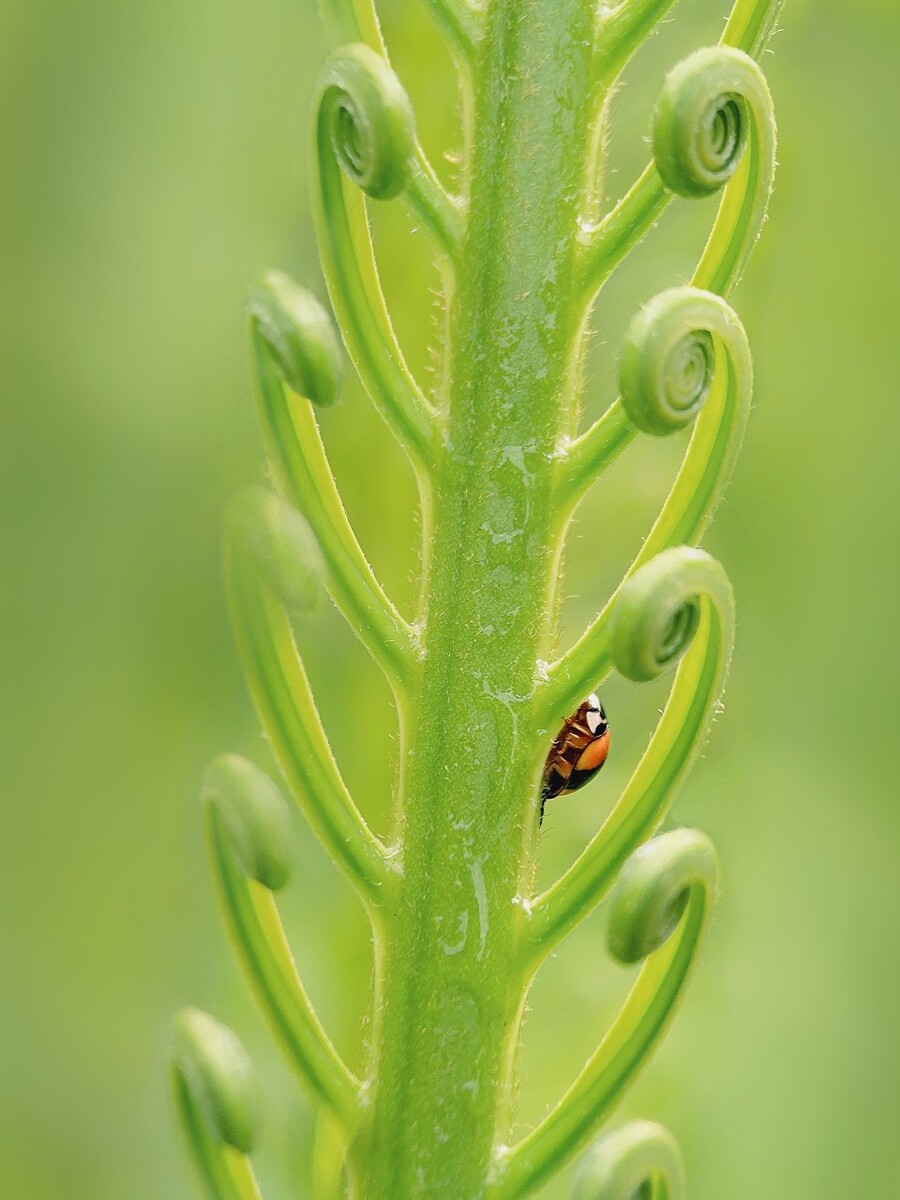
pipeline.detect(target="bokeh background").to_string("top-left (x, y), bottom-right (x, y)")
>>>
top-left (2, 0), bottom-right (899, 1196)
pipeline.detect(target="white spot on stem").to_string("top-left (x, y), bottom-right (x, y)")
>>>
top-left (441, 910), bottom-right (469, 956)
top-left (470, 857), bottom-right (489, 960)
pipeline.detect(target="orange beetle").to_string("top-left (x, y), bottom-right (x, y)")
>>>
top-left (540, 693), bottom-right (610, 824)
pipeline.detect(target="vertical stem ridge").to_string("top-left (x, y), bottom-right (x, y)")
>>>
top-left (359, 3), bottom-right (601, 1196)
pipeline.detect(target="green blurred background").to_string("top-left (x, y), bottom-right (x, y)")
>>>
top-left (2, 0), bottom-right (898, 1196)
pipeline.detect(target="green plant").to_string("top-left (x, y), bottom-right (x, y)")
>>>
top-left (171, 0), bottom-right (781, 1196)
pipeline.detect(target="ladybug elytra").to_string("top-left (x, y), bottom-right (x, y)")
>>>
top-left (540, 693), bottom-right (610, 824)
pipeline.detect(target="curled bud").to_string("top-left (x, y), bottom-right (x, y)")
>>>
top-left (574, 1120), bottom-right (685, 1200)
top-left (203, 754), bottom-right (295, 891)
top-left (172, 1008), bottom-right (260, 1154)
top-left (248, 271), bottom-right (343, 406)
top-left (610, 546), bottom-right (732, 684)
top-left (652, 46), bottom-right (769, 199)
top-left (318, 44), bottom-right (415, 201)
top-left (620, 287), bottom-right (748, 438)
top-left (608, 828), bottom-right (718, 965)
top-left (227, 485), bottom-right (326, 618)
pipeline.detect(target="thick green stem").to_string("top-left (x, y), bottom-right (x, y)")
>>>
top-left (357, 3), bottom-right (601, 1196)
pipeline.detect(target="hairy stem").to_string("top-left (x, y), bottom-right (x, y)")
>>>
top-left (356, 2), bottom-right (602, 1195)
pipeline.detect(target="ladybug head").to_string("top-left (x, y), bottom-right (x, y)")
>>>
top-left (584, 693), bottom-right (607, 736)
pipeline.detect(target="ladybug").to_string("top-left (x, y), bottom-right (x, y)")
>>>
top-left (540, 693), bottom-right (610, 824)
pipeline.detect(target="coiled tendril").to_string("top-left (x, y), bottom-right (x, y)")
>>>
top-left (610, 546), bottom-right (717, 685)
top-left (573, 1121), bottom-right (684, 1200)
top-left (628, 291), bottom-right (751, 570)
top-left (546, 292), bottom-right (748, 719)
top-left (578, 38), bottom-right (776, 307)
top-left (607, 828), bottom-right (717, 965)
top-left (619, 286), bottom-right (749, 446)
top-left (313, 44), bottom-right (434, 467)
top-left (620, 294), bottom-right (712, 437)
top-left (561, 284), bottom-right (753, 526)
top-left (652, 47), bottom-right (756, 198)
top-left (318, 44), bottom-right (415, 201)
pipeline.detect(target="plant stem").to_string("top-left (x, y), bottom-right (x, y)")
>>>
top-left (358, 2), bottom-right (602, 1195)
